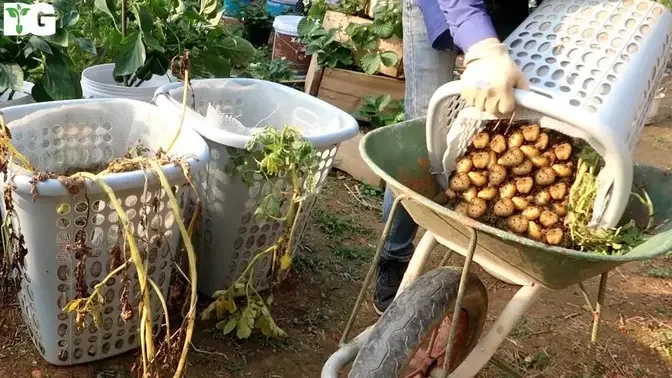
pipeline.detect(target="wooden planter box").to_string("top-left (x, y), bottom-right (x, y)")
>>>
top-left (322, 10), bottom-right (403, 79)
top-left (334, 131), bottom-right (385, 188)
top-left (305, 55), bottom-right (405, 117)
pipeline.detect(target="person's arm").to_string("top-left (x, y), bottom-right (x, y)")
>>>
top-left (418, 0), bottom-right (497, 51)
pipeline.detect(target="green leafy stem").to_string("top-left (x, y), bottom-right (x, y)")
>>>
top-left (202, 126), bottom-right (320, 339)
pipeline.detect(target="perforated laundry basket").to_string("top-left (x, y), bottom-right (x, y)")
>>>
top-left (153, 78), bottom-right (359, 296)
top-left (427, 0), bottom-right (672, 229)
top-left (0, 99), bottom-right (209, 365)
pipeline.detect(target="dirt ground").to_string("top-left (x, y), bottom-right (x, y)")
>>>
top-left (3, 99), bottom-right (672, 377)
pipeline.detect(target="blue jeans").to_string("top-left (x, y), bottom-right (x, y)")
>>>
top-left (381, 0), bottom-right (456, 263)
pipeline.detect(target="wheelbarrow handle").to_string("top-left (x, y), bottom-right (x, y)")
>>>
top-left (424, 80), bottom-right (632, 228)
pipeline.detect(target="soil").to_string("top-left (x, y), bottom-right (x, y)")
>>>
top-left (2, 96), bottom-right (672, 377)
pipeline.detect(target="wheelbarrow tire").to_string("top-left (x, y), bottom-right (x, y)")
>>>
top-left (349, 267), bottom-right (487, 378)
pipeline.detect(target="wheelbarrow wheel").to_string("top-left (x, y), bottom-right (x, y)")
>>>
top-left (349, 267), bottom-right (487, 378)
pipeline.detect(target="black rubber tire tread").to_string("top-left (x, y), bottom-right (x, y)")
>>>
top-left (349, 267), bottom-right (488, 378)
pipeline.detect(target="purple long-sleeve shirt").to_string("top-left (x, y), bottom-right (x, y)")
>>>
top-left (418, 0), bottom-right (497, 51)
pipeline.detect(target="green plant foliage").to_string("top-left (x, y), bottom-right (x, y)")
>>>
top-left (298, 18), bottom-right (353, 68)
top-left (203, 126), bottom-right (321, 339)
top-left (239, 57), bottom-right (296, 83)
top-left (0, 0), bottom-right (94, 101)
top-left (355, 94), bottom-right (404, 128)
top-left (87, 0), bottom-right (255, 86)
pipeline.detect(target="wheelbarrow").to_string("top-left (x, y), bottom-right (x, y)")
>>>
top-left (321, 116), bottom-right (672, 377)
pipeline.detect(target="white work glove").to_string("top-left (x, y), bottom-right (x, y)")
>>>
top-left (461, 38), bottom-right (529, 115)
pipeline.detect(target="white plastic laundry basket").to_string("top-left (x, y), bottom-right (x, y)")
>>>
top-left (427, 0), bottom-right (672, 229)
top-left (0, 99), bottom-right (209, 365)
top-left (153, 78), bottom-right (359, 296)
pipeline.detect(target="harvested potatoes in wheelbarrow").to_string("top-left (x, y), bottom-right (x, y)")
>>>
top-left (443, 120), bottom-right (650, 254)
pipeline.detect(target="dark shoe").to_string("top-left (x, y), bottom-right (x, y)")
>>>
top-left (373, 259), bottom-right (409, 315)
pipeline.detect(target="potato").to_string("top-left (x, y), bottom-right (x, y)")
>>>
top-left (455, 202), bottom-right (469, 215)
top-left (508, 215), bottom-right (529, 234)
top-left (549, 182), bottom-right (567, 200)
top-left (535, 167), bottom-right (556, 186)
top-left (463, 186), bottom-right (478, 202)
top-left (546, 228), bottom-right (564, 245)
top-left (445, 188), bottom-right (457, 199)
top-left (467, 198), bottom-right (488, 219)
top-left (512, 196), bottom-right (529, 210)
top-left (488, 164), bottom-right (508, 186)
top-left (535, 190), bottom-right (551, 206)
top-left (478, 186), bottom-right (498, 200)
top-left (530, 155), bottom-right (550, 168)
top-left (540, 210), bottom-right (559, 227)
top-left (512, 159), bottom-right (534, 176)
top-left (552, 163), bottom-right (573, 178)
top-left (508, 132), bottom-right (524, 148)
top-left (488, 151), bottom-right (498, 168)
top-left (468, 171), bottom-right (488, 187)
top-left (472, 152), bottom-right (491, 169)
top-left (552, 202), bottom-right (568, 216)
top-left (522, 206), bottom-right (541, 220)
top-left (520, 145), bottom-right (540, 158)
top-left (500, 182), bottom-right (517, 199)
top-left (515, 177), bottom-right (534, 194)
top-left (490, 134), bottom-right (506, 153)
top-left (472, 132), bottom-right (490, 149)
top-left (498, 148), bottom-right (525, 167)
top-left (456, 157), bottom-right (474, 173)
top-left (522, 124), bottom-right (540, 142)
top-left (554, 143), bottom-right (572, 161)
top-left (450, 173), bottom-right (471, 192)
top-left (528, 221), bottom-right (543, 240)
top-left (494, 198), bottom-right (516, 217)
top-left (542, 150), bottom-right (556, 165)
top-left (535, 133), bottom-right (549, 150)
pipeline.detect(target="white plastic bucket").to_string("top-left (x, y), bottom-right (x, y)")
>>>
top-left (81, 64), bottom-right (175, 102)
top-left (272, 16), bottom-right (310, 76)
top-left (0, 81), bottom-right (35, 109)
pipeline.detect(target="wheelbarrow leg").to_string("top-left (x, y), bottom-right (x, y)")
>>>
top-left (591, 272), bottom-right (609, 344)
top-left (447, 283), bottom-right (542, 378)
top-left (340, 194), bottom-right (408, 345)
top-left (396, 231), bottom-right (438, 298)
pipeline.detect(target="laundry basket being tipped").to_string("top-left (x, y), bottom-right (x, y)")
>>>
top-left (0, 99), bottom-right (209, 365)
top-left (153, 78), bottom-right (359, 296)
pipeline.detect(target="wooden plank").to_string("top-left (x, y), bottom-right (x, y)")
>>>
top-left (322, 10), bottom-right (403, 78)
top-left (304, 55), bottom-right (324, 96)
top-left (316, 67), bottom-right (405, 116)
top-left (334, 132), bottom-right (385, 188)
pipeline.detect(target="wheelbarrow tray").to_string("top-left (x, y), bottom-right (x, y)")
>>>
top-left (360, 118), bottom-right (672, 290)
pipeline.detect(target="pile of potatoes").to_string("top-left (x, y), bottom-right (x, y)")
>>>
top-left (446, 122), bottom-right (576, 246)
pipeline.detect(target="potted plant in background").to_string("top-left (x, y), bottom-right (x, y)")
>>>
top-left (0, 1), bottom-right (94, 105)
top-left (79, 0), bottom-right (256, 101)
top-left (240, 1), bottom-right (274, 47)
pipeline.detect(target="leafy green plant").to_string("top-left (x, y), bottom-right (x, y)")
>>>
top-left (370, 0), bottom-right (402, 39)
top-left (240, 57), bottom-right (295, 82)
top-left (90, 0), bottom-right (255, 86)
top-left (337, 0), bottom-right (366, 16)
top-left (306, 0), bottom-right (330, 21)
top-left (298, 18), bottom-right (353, 68)
top-left (202, 126), bottom-right (321, 339)
top-left (355, 94), bottom-right (404, 128)
top-left (345, 23), bottom-right (397, 74)
top-left (0, 0), bottom-right (94, 101)
top-left (239, 0), bottom-right (274, 47)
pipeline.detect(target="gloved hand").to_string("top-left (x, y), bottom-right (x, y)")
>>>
top-left (461, 38), bottom-right (529, 115)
